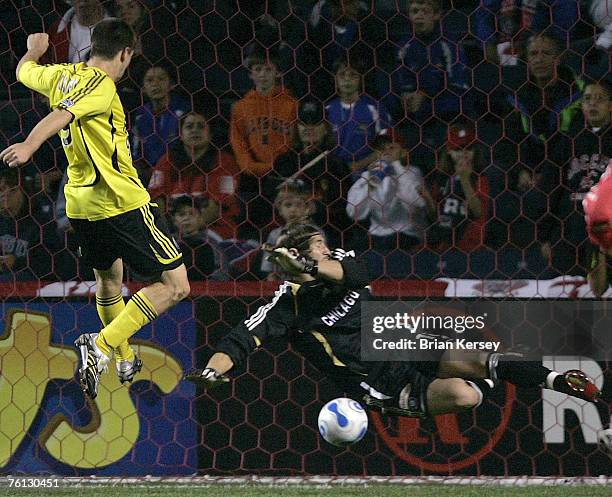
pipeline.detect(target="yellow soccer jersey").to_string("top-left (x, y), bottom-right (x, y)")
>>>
top-left (18, 61), bottom-right (150, 220)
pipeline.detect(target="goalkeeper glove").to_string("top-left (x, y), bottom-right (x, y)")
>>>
top-left (184, 367), bottom-right (230, 388)
top-left (262, 245), bottom-right (318, 276)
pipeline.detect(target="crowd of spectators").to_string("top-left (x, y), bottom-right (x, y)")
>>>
top-left (1, 0), bottom-right (611, 282)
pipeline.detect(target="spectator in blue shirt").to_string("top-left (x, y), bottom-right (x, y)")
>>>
top-left (326, 57), bottom-right (393, 169)
top-left (387, 0), bottom-right (471, 124)
top-left (131, 63), bottom-right (191, 185)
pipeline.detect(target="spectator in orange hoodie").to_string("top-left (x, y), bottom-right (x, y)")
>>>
top-left (230, 47), bottom-right (298, 240)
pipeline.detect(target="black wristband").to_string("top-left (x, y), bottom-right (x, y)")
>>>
top-left (302, 258), bottom-right (318, 276)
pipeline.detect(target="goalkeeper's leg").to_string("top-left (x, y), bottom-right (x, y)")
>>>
top-left (426, 378), bottom-right (493, 415)
top-left (362, 372), bottom-right (493, 418)
top-left (437, 350), bottom-right (601, 403)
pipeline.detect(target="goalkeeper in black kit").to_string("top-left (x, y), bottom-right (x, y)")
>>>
top-left (186, 223), bottom-right (602, 418)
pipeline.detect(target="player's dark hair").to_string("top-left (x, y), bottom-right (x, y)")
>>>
top-left (90, 18), bottom-right (136, 60)
top-left (275, 222), bottom-right (323, 254)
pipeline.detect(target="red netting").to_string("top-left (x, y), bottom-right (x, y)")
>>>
top-left (1, 0), bottom-right (610, 283)
top-left (0, 0), bottom-right (610, 478)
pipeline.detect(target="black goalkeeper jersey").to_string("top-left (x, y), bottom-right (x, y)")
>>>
top-left (215, 249), bottom-right (374, 395)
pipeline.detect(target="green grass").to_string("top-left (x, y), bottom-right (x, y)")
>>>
top-left (1, 485), bottom-right (611, 497)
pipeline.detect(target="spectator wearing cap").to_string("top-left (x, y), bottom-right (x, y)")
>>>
top-left (131, 63), bottom-right (191, 183)
top-left (346, 134), bottom-right (430, 258)
top-left (325, 57), bottom-right (393, 169)
top-left (230, 49), bottom-right (298, 241)
top-left (426, 122), bottom-right (490, 252)
top-left (148, 111), bottom-right (241, 239)
top-left (272, 97), bottom-right (352, 247)
top-left (583, 160), bottom-right (612, 296)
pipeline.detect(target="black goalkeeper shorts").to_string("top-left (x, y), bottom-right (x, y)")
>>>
top-left (362, 361), bottom-right (439, 417)
top-left (365, 360), bottom-right (440, 399)
top-left (365, 331), bottom-right (450, 399)
top-left (362, 334), bottom-right (458, 416)
top-left (70, 202), bottom-right (183, 279)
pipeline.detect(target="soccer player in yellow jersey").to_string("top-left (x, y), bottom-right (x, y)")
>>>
top-left (0, 19), bottom-right (190, 399)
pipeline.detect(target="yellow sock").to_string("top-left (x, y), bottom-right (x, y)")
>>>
top-left (95, 294), bottom-right (134, 362)
top-left (96, 291), bottom-right (158, 356)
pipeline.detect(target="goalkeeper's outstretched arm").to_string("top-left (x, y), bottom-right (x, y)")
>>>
top-left (263, 244), bottom-right (370, 290)
top-left (183, 353), bottom-right (234, 389)
top-left (185, 282), bottom-right (295, 387)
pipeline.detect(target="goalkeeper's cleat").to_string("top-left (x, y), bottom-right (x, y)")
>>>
top-left (184, 367), bottom-right (230, 388)
top-left (553, 369), bottom-right (601, 403)
top-left (362, 394), bottom-right (427, 419)
top-left (75, 333), bottom-right (110, 400)
top-left (116, 355), bottom-right (143, 384)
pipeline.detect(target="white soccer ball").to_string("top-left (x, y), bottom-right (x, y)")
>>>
top-left (318, 397), bottom-right (368, 446)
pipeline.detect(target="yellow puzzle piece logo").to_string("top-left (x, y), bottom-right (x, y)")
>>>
top-left (0, 310), bottom-right (183, 468)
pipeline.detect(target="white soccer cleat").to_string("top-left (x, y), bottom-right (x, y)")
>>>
top-left (116, 354), bottom-right (143, 384)
top-left (75, 333), bottom-right (110, 399)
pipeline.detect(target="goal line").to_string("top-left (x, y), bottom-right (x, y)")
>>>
top-left (2, 476), bottom-right (609, 488)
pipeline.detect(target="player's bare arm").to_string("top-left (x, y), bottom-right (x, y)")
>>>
top-left (0, 32), bottom-right (73, 168)
top-left (0, 109), bottom-right (72, 168)
top-left (16, 33), bottom-right (49, 81)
